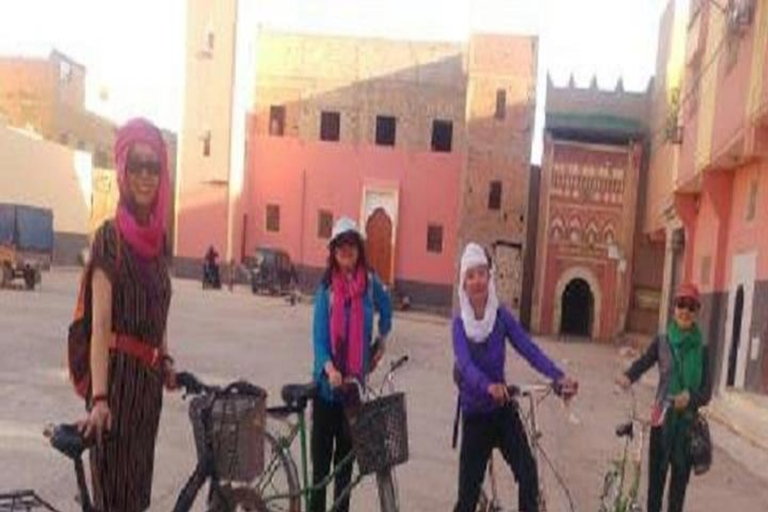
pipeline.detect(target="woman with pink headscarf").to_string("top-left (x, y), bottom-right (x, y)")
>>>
top-left (80, 118), bottom-right (175, 511)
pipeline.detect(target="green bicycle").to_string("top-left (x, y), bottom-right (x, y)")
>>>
top-left (251, 355), bottom-right (411, 512)
top-left (599, 389), bottom-right (671, 512)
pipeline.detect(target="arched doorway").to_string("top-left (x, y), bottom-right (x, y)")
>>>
top-left (560, 278), bottom-right (594, 338)
top-left (365, 208), bottom-right (393, 284)
top-left (727, 286), bottom-right (745, 387)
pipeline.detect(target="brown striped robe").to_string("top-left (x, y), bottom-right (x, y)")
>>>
top-left (89, 222), bottom-right (171, 512)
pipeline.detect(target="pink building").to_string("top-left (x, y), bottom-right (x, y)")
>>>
top-left (645, 0), bottom-right (768, 395)
top-left (176, 1), bottom-right (538, 310)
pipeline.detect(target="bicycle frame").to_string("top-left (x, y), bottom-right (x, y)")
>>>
top-left (482, 384), bottom-right (551, 512)
top-left (260, 405), bottom-right (357, 512)
top-left (517, 383), bottom-right (549, 502)
top-left (600, 389), bottom-right (655, 512)
top-left (481, 382), bottom-right (579, 512)
top-left (261, 355), bottom-right (409, 512)
top-left (620, 393), bottom-right (646, 508)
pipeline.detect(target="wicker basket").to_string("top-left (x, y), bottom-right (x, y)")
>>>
top-left (189, 393), bottom-right (266, 481)
top-left (348, 392), bottom-right (408, 475)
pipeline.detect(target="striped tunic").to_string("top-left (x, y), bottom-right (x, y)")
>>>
top-left (88, 221), bottom-right (171, 512)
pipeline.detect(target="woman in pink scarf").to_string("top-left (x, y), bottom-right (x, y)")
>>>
top-left (310, 217), bottom-right (393, 512)
top-left (81, 118), bottom-right (176, 512)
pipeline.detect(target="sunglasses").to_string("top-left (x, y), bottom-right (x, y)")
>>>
top-left (675, 298), bottom-right (700, 312)
top-left (334, 233), bottom-right (360, 248)
top-left (126, 157), bottom-right (161, 177)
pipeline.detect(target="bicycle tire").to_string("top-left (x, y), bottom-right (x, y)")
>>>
top-left (475, 491), bottom-right (490, 512)
top-left (248, 431), bottom-right (301, 512)
top-left (205, 432), bottom-right (300, 512)
top-left (598, 470), bottom-right (620, 512)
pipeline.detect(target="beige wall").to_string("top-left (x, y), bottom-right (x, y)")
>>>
top-left (0, 51), bottom-right (117, 168)
top-left (176, 0), bottom-right (238, 259)
top-left (252, 31), bottom-right (467, 151)
top-left (455, 34), bottom-right (539, 313)
top-left (459, 35), bottom-right (537, 248)
top-left (0, 122), bottom-right (90, 235)
top-left (55, 104), bottom-right (116, 167)
top-left (0, 57), bottom-right (56, 138)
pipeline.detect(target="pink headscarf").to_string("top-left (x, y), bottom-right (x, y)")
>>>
top-left (114, 118), bottom-right (170, 259)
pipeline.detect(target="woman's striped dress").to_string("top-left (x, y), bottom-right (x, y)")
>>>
top-left (88, 221), bottom-right (171, 512)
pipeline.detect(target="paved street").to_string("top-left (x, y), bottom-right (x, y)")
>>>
top-left (1, 270), bottom-right (767, 511)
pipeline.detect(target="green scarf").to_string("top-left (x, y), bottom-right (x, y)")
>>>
top-left (667, 321), bottom-right (703, 396)
top-left (664, 321), bottom-right (704, 466)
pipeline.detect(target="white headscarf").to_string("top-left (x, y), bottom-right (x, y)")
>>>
top-left (459, 243), bottom-right (499, 343)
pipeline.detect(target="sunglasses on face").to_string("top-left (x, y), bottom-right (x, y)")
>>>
top-left (334, 234), bottom-right (359, 248)
top-left (675, 298), bottom-right (700, 312)
top-left (126, 157), bottom-right (161, 178)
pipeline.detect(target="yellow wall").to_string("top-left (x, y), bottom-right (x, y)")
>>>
top-left (0, 122), bottom-right (90, 235)
top-left (644, 0), bottom-right (688, 234)
top-left (90, 167), bottom-right (119, 233)
top-left (746, 0), bottom-right (768, 121)
top-left (694, 9), bottom-right (724, 173)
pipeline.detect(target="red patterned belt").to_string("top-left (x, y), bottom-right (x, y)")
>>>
top-left (110, 334), bottom-right (162, 368)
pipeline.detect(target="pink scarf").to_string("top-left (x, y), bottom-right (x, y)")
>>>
top-left (330, 267), bottom-right (367, 379)
top-left (114, 118), bottom-right (170, 259)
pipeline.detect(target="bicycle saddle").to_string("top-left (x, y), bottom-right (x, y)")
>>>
top-left (46, 423), bottom-right (90, 460)
top-left (615, 421), bottom-right (634, 439)
top-left (281, 383), bottom-right (318, 411)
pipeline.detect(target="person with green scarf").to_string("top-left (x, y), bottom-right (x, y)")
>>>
top-left (617, 283), bottom-right (711, 512)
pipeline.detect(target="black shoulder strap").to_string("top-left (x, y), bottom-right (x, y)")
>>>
top-left (452, 394), bottom-right (461, 450)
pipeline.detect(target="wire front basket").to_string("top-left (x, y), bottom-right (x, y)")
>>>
top-left (348, 392), bottom-right (409, 475)
top-left (190, 392), bottom-right (266, 482)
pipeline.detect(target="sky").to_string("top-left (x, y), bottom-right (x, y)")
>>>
top-left (0, 0), bottom-right (669, 162)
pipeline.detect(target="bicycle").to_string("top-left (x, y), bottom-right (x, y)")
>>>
top-left (598, 389), bottom-right (671, 512)
top-left (249, 354), bottom-right (411, 512)
top-left (475, 382), bottom-right (577, 512)
top-left (0, 376), bottom-right (269, 512)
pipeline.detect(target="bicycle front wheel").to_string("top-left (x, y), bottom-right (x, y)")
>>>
top-left (376, 470), bottom-right (398, 512)
top-left (598, 470), bottom-right (620, 512)
top-left (208, 432), bottom-right (301, 512)
top-left (475, 490), bottom-right (490, 512)
top-left (250, 432), bottom-right (301, 512)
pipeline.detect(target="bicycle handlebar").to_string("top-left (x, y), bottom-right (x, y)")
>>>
top-left (176, 371), bottom-right (266, 399)
top-left (389, 355), bottom-right (409, 374)
top-left (223, 379), bottom-right (268, 398)
top-left (334, 354), bottom-right (410, 400)
top-left (507, 381), bottom-right (563, 398)
top-left (176, 371), bottom-right (210, 395)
